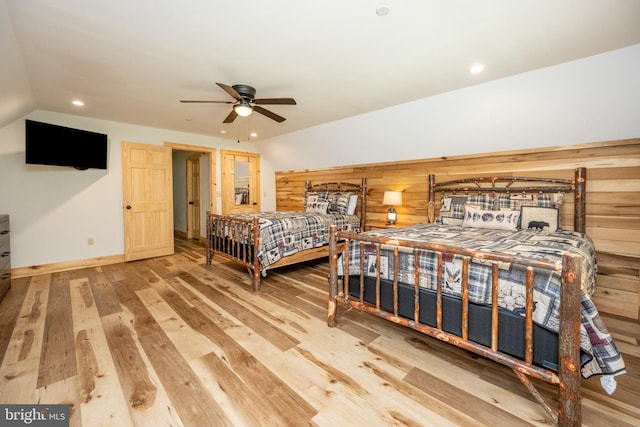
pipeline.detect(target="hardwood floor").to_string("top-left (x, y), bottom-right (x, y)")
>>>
top-left (0, 236), bottom-right (638, 426)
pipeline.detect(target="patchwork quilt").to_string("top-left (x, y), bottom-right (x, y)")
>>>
top-left (339, 223), bottom-right (625, 379)
top-left (225, 211), bottom-right (361, 271)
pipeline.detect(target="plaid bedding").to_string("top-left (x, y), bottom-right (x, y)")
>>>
top-left (339, 224), bottom-right (625, 379)
top-left (225, 211), bottom-right (361, 271)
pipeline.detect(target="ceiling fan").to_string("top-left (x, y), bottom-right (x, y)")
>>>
top-left (180, 82), bottom-right (296, 123)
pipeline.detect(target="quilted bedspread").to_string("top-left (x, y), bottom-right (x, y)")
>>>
top-left (225, 211), bottom-right (361, 271)
top-left (339, 223), bottom-right (625, 379)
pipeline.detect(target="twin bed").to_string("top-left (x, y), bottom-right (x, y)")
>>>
top-left (206, 168), bottom-right (626, 426)
top-left (206, 179), bottom-right (367, 290)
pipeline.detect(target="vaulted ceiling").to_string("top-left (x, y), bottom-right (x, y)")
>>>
top-left (2, 1), bottom-right (640, 142)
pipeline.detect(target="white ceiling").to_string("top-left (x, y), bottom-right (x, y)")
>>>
top-left (3, 0), bottom-right (640, 142)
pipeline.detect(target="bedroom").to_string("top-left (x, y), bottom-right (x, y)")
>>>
top-left (1, 2), bottom-right (639, 426)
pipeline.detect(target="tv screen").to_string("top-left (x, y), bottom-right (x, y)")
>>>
top-left (25, 119), bottom-right (108, 170)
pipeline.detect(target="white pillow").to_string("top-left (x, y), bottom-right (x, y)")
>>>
top-left (305, 201), bottom-right (329, 214)
top-left (462, 205), bottom-right (519, 231)
top-left (346, 194), bottom-right (359, 215)
top-left (519, 206), bottom-right (561, 231)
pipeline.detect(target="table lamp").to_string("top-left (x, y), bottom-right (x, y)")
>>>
top-left (383, 190), bottom-right (402, 225)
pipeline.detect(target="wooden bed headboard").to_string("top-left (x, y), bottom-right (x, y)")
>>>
top-left (305, 178), bottom-right (368, 230)
top-left (427, 167), bottom-right (587, 233)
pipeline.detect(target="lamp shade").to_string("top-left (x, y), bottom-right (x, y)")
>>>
top-left (383, 191), bottom-right (402, 206)
top-left (234, 101), bottom-right (253, 117)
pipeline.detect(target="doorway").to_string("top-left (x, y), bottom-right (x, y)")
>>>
top-left (186, 153), bottom-right (202, 240)
top-left (122, 141), bottom-right (218, 261)
top-left (169, 143), bottom-right (216, 243)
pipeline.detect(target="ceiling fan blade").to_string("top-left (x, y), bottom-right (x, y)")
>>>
top-left (223, 109), bottom-right (238, 123)
top-left (216, 82), bottom-right (242, 100)
top-left (253, 98), bottom-right (297, 105)
top-left (253, 105), bottom-right (286, 122)
top-left (180, 100), bottom-right (233, 103)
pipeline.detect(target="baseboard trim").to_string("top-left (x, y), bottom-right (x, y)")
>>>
top-left (11, 254), bottom-right (125, 279)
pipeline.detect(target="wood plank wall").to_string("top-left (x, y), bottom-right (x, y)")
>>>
top-left (275, 138), bottom-right (640, 320)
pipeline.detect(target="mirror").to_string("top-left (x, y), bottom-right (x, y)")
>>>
top-left (234, 160), bottom-right (250, 205)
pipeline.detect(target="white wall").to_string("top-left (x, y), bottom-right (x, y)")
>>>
top-left (257, 44), bottom-right (640, 171)
top-left (0, 110), bottom-right (275, 268)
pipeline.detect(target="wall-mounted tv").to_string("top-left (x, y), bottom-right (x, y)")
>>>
top-left (25, 119), bottom-right (108, 170)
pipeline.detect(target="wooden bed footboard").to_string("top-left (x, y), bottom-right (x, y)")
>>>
top-left (327, 226), bottom-right (582, 426)
top-left (206, 213), bottom-right (262, 288)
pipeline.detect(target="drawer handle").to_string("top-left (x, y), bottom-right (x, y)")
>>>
top-left (1, 273), bottom-right (9, 280)
top-left (1, 251), bottom-right (9, 257)
top-left (0, 231), bottom-right (8, 235)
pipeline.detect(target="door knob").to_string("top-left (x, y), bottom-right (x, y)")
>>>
top-left (126, 205), bottom-right (132, 209)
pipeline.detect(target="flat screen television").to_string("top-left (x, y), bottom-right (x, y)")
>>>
top-left (25, 119), bottom-right (108, 170)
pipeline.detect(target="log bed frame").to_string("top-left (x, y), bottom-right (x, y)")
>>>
top-left (206, 178), bottom-right (367, 291)
top-left (328, 168), bottom-right (587, 426)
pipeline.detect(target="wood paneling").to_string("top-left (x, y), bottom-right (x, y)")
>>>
top-left (276, 138), bottom-right (640, 320)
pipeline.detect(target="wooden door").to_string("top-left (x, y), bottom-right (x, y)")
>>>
top-left (221, 150), bottom-right (260, 214)
top-left (122, 141), bottom-right (174, 261)
top-left (186, 153), bottom-right (201, 239)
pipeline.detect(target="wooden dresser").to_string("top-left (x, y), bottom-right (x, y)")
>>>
top-left (0, 215), bottom-right (10, 302)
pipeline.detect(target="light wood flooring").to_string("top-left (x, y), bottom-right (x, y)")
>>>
top-left (0, 236), bottom-right (638, 426)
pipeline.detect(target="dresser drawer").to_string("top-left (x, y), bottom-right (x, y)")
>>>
top-left (0, 268), bottom-right (10, 283)
top-left (0, 217), bottom-right (9, 249)
top-left (0, 275), bottom-right (10, 301)
top-left (0, 252), bottom-right (9, 272)
top-left (0, 214), bottom-right (10, 302)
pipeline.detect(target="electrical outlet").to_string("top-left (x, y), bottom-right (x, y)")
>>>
top-left (88, 237), bottom-right (95, 245)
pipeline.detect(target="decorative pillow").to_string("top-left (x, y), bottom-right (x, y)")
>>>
top-left (346, 194), bottom-right (359, 215)
top-left (305, 201), bottom-right (329, 214)
top-left (327, 192), bottom-right (353, 214)
top-left (436, 194), bottom-right (495, 225)
top-left (305, 191), bottom-right (329, 209)
top-left (495, 192), bottom-right (564, 211)
top-left (519, 206), bottom-right (561, 231)
top-left (462, 205), bottom-right (520, 231)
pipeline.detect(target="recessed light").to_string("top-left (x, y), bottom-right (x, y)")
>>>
top-left (469, 63), bottom-right (484, 74)
top-left (219, 130), bottom-right (227, 135)
top-left (250, 132), bottom-right (257, 138)
top-left (376, 7), bottom-right (390, 16)
top-left (72, 99), bottom-right (84, 106)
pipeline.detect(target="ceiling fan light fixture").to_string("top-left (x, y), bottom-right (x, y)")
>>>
top-left (234, 101), bottom-right (253, 117)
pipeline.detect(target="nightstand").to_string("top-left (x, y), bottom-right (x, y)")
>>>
top-left (365, 222), bottom-right (400, 231)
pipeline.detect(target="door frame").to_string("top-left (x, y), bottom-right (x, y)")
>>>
top-left (220, 149), bottom-right (260, 214)
top-left (165, 142), bottom-right (217, 233)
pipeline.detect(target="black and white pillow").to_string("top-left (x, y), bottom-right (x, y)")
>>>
top-left (305, 191), bottom-right (328, 209)
top-left (326, 192), bottom-right (353, 214)
top-left (436, 194), bottom-right (495, 226)
top-left (495, 192), bottom-right (564, 211)
top-left (462, 205), bottom-right (520, 231)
